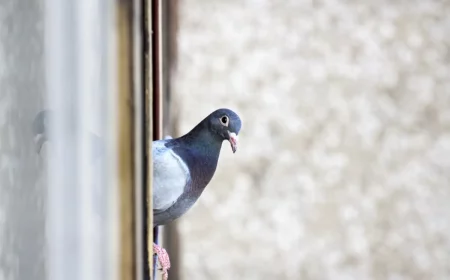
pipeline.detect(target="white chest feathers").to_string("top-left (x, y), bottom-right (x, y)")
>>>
top-left (152, 140), bottom-right (190, 212)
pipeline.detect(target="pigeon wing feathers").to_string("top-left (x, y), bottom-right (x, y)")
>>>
top-left (152, 140), bottom-right (190, 213)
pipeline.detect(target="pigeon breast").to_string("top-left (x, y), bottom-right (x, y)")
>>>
top-left (152, 139), bottom-right (190, 214)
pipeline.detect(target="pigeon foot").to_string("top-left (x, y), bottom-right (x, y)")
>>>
top-left (153, 243), bottom-right (171, 280)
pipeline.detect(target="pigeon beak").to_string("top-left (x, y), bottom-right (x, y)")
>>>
top-left (228, 132), bottom-right (238, 153)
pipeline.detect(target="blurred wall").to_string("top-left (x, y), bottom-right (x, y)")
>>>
top-left (171, 1), bottom-right (450, 280)
top-left (0, 1), bottom-right (47, 280)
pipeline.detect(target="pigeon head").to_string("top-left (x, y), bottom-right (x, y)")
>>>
top-left (207, 108), bottom-right (242, 153)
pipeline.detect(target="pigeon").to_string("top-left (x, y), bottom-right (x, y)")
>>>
top-left (32, 108), bottom-right (242, 280)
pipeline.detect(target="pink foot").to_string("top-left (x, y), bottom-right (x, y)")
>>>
top-left (153, 243), bottom-right (171, 280)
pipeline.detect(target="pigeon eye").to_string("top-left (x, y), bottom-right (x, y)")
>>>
top-left (220, 116), bottom-right (229, 126)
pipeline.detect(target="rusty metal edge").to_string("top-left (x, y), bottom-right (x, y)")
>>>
top-left (144, 0), bottom-right (154, 279)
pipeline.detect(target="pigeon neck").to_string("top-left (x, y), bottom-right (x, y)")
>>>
top-left (182, 126), bottom-right (223, 155)
top-left (175, 125), bottom-right (223, 191)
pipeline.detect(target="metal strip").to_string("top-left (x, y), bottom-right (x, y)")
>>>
top-left (116, 0), bottom-right (137, 279)
top-left (152, 1), bottom-right (164, 279)
top-left (161, 1), bottom-right (182, 278)
top-left (152, 0), bottom-right (163, 141)
top-left (132, 0), bottom-right (145, 278)
top-left (143, 0), bottom-right (154, 278)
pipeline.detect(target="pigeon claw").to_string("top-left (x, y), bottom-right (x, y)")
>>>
top-left (153, 243), bottom-right (171, 280)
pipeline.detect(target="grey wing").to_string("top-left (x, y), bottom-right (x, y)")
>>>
top-left (152, 140), bottom-right (190, 213)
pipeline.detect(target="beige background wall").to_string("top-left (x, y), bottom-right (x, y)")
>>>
top-left (171, 1), bottom-right (450, 279)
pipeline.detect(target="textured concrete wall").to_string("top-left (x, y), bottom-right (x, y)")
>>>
top-left (0, 1), bottom-right (47, 280)
top-left (171, 1), bottom-right (450, 280)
